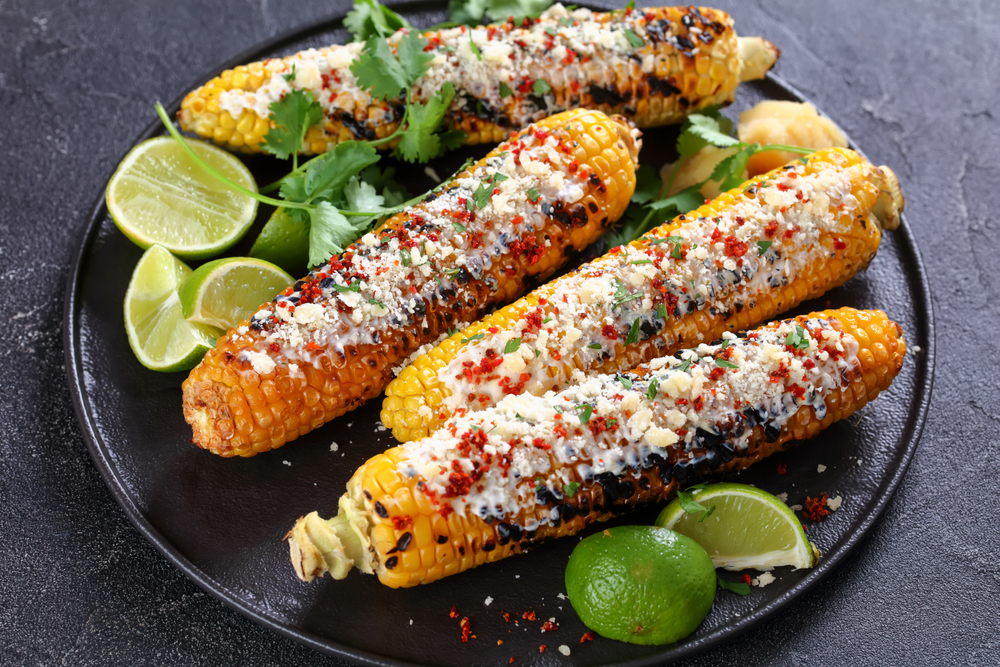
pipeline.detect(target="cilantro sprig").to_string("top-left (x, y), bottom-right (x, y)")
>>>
top-left (152, 1), bottom-right (476, 273)
top-left (345, 0), bottom-right (412, 41)
top-left (717, 575), bottom-right (751, 596)
top-left (447, 0), bottom-right (554, 26)
top-left (607, 109), bottom-right (816, 248)
top-left (678, 484), bottom-right (715, 523)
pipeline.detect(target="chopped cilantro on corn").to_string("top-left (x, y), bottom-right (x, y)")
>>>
top-left (382, 148), bottom-right (905, 442)
top-left (182, 109), bottom-right (640, 456)
top-left (290, 307), bottom-right (906, 588)
top-left (178, 4), bottom-right (778, 155)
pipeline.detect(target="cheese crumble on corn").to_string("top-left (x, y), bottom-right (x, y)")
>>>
top-left (382, 148), bottom-right (905, 441)
top-left (181, 109), bottom-right (639, 456)
top-left (289, 308), bottom-right (906, 588)
top-left (179, 4), bottom-right (779, 154)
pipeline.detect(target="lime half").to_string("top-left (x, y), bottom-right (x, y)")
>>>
top-left (565, 526), bottom-right (716, 646)
top-left (179, 256), bottom-right (294, 330)
top-left (106, 136), bottom-right (258, 260)
top-left (249, 207), bottom-right (310, 275)
top-left (124, 245), bottom-right (222, 372)
top-left (656, 483), bottom-right (819, 571)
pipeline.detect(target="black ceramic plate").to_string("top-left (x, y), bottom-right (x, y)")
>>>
top-left (64, 3), bottom-right (934, 665)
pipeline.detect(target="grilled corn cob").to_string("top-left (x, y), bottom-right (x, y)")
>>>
top-left (290, 307), bottom-right (906, 588)
top-left (382, 148), bottom-right (905, 441)
top-left (181, 109), bottom-right (639, 456)
top-left (178, 4), bottom-right (778, 155)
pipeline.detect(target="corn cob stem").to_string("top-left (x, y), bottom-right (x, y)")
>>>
top-left (292, 307), bottom-right (906, 588)
top-left (182, 109), bottom-right (639, 456)
top-left (179, 5), bottom-right (778, 155)
top-left (382, 148), bottom-right (904, 442)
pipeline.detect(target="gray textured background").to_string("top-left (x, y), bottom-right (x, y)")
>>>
top-left (2, 0), bottom-right (997, 665)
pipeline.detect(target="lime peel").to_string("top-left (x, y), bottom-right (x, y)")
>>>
top-left (124, 244), bottom-right (222, 372)
top-left (179, 256), bottom-right (294, 331)
top-left (106, 135), bottom-right (258, 260)
top-left (656, 482), bottom-right (820, 572)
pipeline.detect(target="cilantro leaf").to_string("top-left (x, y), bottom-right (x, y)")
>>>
top-left (533, 79), bottom-right (552, 96)
top-left (563, 481), bottom-right (581, 497)
top-left (657, 303), bottom-right (667, 319)
top-left (647, 185), bottom-right (704, 213)
top-left (625, 318), bottom-right (641, 345)
top-left (718, 576), bottom-right (751, 596)
top-left (304, 141), bottom-right (380, 201)
top-left (469, 35), bottom-right (482, 60)
top-left (278, 172), bottom-right (308, 202)
top-left (344, 176), bottom-right (385, 211)
top-left (757, 240), bottom-right (773, 256)
top-left (499, 81), bottom-right (513, 98)
top-left (504, 337), bottom-right (522, 354)
top-left (345, 0), bottom-right (412, 41)
top-left (785, 324), bottom-right (810, 350)
top-left (483, 0), bottom-right (552, 23)
top-left (351, 35), bottom-right (410, 100)
top-left (646, 377), bottom-right (658, 400)
top-left (678, 358), bottom-right (693, 372)
top-left (447, 0), bottom-right (489, 25)
top-left (709, 144), bottom-right (757, 191)
top-left (619, 375), bottom-right (633, 389)
top-left (395, 83), bottom-right (456, 162)
top-left (684, 112), bottom-right (740, 150)
top-left (262, 90), bottom-right (323, 160)
top-left (396, 29), bottom-right (434, 85)
top-left (716, 358), bottom-right (738, 369)
top-left (678, 489), bottom-right (711, 519)
top-left (578, 404), bottom-right (594, 425)
top-left (308, 202), bottom-right (365, 267)
top-left (624, 27), bottom-right (644, 48)
top-left (631, 164), bottom-right (662, 205)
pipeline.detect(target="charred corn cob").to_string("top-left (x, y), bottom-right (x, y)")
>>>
top-left (382, 148), bottom-right (905, 441)
top-left (179, 4), bottom-right (778, 155)
top-left (181, 109), bottom-right (639, 456)
top-left (290, 307), bottom-right (906, 588)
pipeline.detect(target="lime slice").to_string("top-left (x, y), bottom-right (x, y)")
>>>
top-left (179, 256), bottom-right (294, 330)
top-left (249, 207), bottom-right (310, 275)
top-left (656, 482), bottom-right (820, 571)
top-left (565, 526), bottom-right (716, 646)
top-left (124, 245), bottom-right (223, 372)
top-left (106, 136), bottom-right (258, 260)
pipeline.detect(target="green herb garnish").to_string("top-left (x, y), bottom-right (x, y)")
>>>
top-left (717, 576), bottom-right (751, 596)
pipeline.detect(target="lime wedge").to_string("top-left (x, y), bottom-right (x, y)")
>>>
top-left (249, 207), bottom-right (310, 275)
top-left (179, 257), bottom-right (294, 330)
top-left (106, 136), bottom-right (258, 260)
top-left (656, 482), bottom-right (820, 571)
top-left (124, 245), bottom-right (222, 372)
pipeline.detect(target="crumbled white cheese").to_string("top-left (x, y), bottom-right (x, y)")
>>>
top-left (558, 645), bottom-right (571, 656)
top-left (484, 596), bottom-right (493, 606)
top-left (817, 464), bottom-right (827, 473)
top-left (826, 495), bottom-right (843, 511)
top-left (753, 572), bottom-right (776, 588)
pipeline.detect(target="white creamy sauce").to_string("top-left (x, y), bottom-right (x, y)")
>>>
top-left (436, 159), bottom-right (861, 413)
top-left (225, 125), bottom-right (589, 367)
top-left (394, 317), bottom-right (859, 527)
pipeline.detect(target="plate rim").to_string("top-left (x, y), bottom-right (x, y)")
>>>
top-left (62, 5), bottom-right (936, 665)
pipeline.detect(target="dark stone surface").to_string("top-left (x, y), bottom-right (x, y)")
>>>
top-left (0, 0), bottom-right (996, 665)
